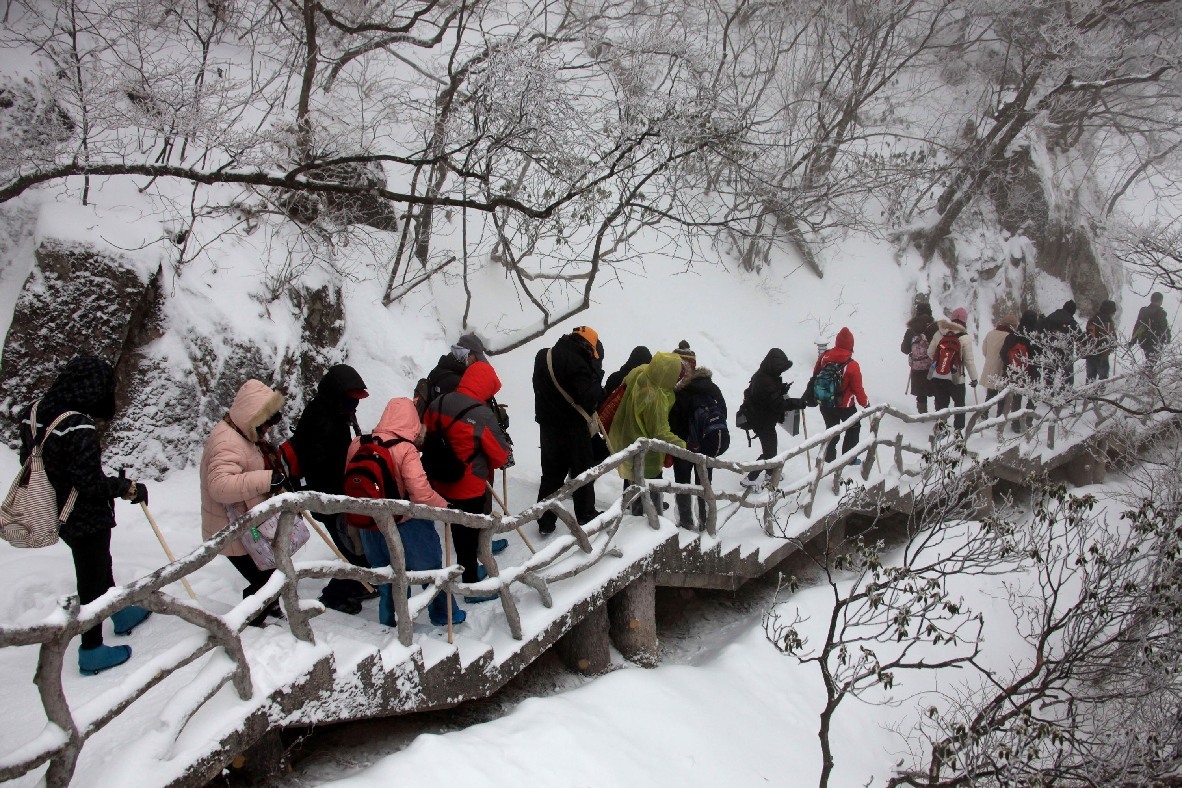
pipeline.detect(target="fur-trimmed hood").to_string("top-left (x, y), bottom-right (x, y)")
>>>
top-left (228, 379), bottom-right (284, 442)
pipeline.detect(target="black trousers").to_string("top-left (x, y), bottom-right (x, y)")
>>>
top-left (447, 492), bottom-right (491, 583)
top-left (1085, 354), bottom-right (1110, 381)
top-left (821, 406), bottom-right (859, 463)
top-left (932, 379), bottom-right (967, 429)
top-left (227, 554), bottom-right (275, 599)
top-left (318, 513), bottom-right (370, 603)
top-left (537, 422), bottom-right (597, 525)
top-left (747, 425), bottom-right (778, 481)
top-left (68, 529), bottom-right (116, 650)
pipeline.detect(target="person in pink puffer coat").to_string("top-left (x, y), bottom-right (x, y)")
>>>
top-left (346, 397), bottom-right (466, 627)
top-left (200, 379), bottom-right (287, 624)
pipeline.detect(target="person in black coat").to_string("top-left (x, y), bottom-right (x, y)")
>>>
top-left (1040, 300), bottom-right (1084, 387)
top-left (739, 348), bottom-right (793, 487)
top-left (532, 326), bottom-right (603, 534)
top-left (289, 363), bottom-right (370, 615)
top-left (1000, 310), bottom-right (1041, 431)
top-left (901, 302), bottom-right (938, 413)
top-left (602, 345), bottom-right (652, 404)
top-left (668, 344), bottom-right (726, 529)
top-left (17, 356), bottom-right (150, 675)
top-left (426, 333), bottom-right (488, 403)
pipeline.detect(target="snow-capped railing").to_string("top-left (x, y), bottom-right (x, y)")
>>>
top-left (0, 376), bottom-right (1151, 787)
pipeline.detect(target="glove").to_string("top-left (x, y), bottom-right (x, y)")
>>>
top-left (129, 483), bottom-right (148, 506)
top-left (970, 379), bottom-right (978, 388)
top-left (270, 470), bottom-right (289, 492)
top-left (663, 453), bottom-right (674, 468)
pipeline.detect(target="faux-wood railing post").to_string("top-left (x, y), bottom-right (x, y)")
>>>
top-left (274, 512), bottom-right (314, 643)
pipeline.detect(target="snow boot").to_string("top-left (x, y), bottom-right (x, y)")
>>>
top-left (491, 538), bottom-right (508, 555)
top-left (111, 605), bottom-right (151, 636)
top-left (428, 592), bottom-right (466, 627)
top-left (79, 644), bottom-right (131, 676)
top-left (465, 565), bottom-right (497, 604)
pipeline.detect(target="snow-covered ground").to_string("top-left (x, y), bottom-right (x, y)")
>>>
top-left (0, 201), bottom-right (1170, 786)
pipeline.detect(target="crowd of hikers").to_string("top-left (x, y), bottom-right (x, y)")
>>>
top-left (6, 292), bottom-right (1171, 675)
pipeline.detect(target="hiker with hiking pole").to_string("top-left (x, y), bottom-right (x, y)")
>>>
top-left (928, 307), bottom-right (979, 433)
top-left (811, 328), bottom-right (870, 465)
top-left (8, 356), bottom-right (151, 676)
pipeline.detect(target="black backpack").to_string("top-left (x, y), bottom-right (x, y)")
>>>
top-left (688, 393), bottom-right (730, 457)
top-left (420, 397), bottom-right (481, 483)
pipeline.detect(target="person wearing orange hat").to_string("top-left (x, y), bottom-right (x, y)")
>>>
top-left (532, 326), bottom-right (604, 535)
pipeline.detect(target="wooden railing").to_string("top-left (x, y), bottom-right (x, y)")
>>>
top-left (0, 378), bottom-right (1153, 786)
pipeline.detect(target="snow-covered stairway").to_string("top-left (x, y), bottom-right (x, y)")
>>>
top-left (0, 383), bottom-right (1159, 787)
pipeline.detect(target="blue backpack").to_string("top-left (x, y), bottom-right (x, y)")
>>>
top-left (688, 393), bottom-right (730, 457)
top-left (811, 361), bottom-right (849, 408)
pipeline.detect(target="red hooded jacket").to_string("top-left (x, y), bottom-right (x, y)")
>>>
top-left (423, 361), bottom-right (512, 500)
top-left (812, 327), bottom-right (869, 409)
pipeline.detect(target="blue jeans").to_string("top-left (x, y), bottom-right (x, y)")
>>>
top-left (358, 519), bottom-right (458, 626)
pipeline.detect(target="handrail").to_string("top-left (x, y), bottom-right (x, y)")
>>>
top-left (0, 376), bottom-right (1157, 786)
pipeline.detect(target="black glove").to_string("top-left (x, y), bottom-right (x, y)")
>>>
top-left (270, 470), bottom-right (289, 492)
top-left (970, 379), bottom-right (978, 388)
top-left (129, 483), bottom-right (148, 506)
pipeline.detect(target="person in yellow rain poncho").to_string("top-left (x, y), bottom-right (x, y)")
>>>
top-left (608, 352), bottom-right (686, 516)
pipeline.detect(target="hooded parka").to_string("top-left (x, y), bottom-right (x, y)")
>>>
top-left (347, 397), bottom-right (449, 512)
top-left (424, 361), bottom-right (512, 500)
top-left (742, 348), bottom-right (793, 429)
top-left (602, 345), bottom-right (653, 404)
top-left (199, 380), bottom-right (285, 557)
top-left (609, 352), bottom-right (687, 481)
top-left (18, 356), bottom-right (128, 544)
top-left (813, 328), bottom-right (869, 408)
top-left (290, 364), bottom-right (366, 496)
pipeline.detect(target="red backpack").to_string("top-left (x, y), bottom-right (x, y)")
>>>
top-left (597, 383), bottom-right (626, 434)
top-left (1006, 341), bottom-right (1029, 371)
top-left (342, 435), bottom-right (407, 529)
top-left (929, 332), bottom-right (963, 380)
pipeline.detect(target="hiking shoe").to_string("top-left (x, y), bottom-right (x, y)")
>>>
top-left (850, 458), bottom-right (862, 466)
top-left (539, 520), bottom-right (556, 536)
top-left (430, 608), bottom-right (467, 627)
top-left (577, 510), bottom-right (603, 525)
top-left (111, 605), bottom-right (151, 636)
top-left (464, 593), bottom-right (498, 604)
top-left (79, 644), bottom-right (132, 676)
top-left (491, 538), bottom-right (509, 555)
top-left (320, 595), bottom-right (362, 615)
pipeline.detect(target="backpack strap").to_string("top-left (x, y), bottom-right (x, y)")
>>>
top-left (26, 400), bottom-right (83, 519)
top-left (431, 394), bottom-right (484, 463)
top-left (547, 348), bottom-right (595, 426)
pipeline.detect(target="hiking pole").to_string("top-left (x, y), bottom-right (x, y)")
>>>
top-left (444, 523), bottom-right (454, 645)
top-left (301, 511), bottom-right (375, 593)
top-left (487, 482), bottom-right (536, 554)
top-left (801, 409), bottom-right (812, 471)
top-left (139, 502), bottom-right (198, 601)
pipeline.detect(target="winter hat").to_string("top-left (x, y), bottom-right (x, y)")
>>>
top-left (452, 332), bottom-right (488, 364)
top-left (914, 301), bottom-right (933, 317)
top-left (1152, 292), bottom-right (1164, 304)
top-left (572, 326), bottom-right (600, 358)
top-left (835, 327), bottom-right (854, 351)
top-left (998, 314), bottom-right (1018, 329)
top-left (1063, 300), bottom-right (1077, 315)
top-left (950, 307), bottom-right (969, 325)
top-left (1099, 299), bottom-right (1117, 317)
top-left (673, 340), bottom-right (696, 365)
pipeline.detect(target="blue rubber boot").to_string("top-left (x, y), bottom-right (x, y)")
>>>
top-left (429, 591), bottom-right (466, 627)
top-left (491, 539), bottom-right (508, 555)
top-left (111, 605), bottom-right (151, 636)
top-left (79, 644), bottom-right (132, 676)
top-left (465, 565), bottom-right (497, 603)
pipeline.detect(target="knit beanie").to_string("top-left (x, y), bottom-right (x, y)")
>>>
top-left (673, 340), bottom-right (696, 366)
top-left (951, 307), bottom-right (969, 325)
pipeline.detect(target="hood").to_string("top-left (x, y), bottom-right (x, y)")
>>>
top-left (315, 363), bottom-right (367, 402)
top-left (228, 379), bottom-right (285, 442)
top-left (373, 397), bottom-right (424, 442)
top-left (906, 315), bottom-right (934, 333)
top-left (835, 327), bottom-right (854, 351)
top-left (645, 352), bottom-right (683, 392)
top-left (937, 319), bottom-right (966, 333)
top-left (44, 355), bottom-right (117, 420)
top-left (457, 360), bottom-right (501, 401)
top-left (625, 345), bottom-right (653, 368)
top-left (758, 348), bottom-right (792, 375)
top-left (677, 365), bottom-right (714, 391)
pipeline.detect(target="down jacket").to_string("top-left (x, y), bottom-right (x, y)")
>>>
top-left (813, 328), bottom-right (869, 409)
top-left (609, 352), bottom-right (686, 481)
top-left (928, 320), bottom-right (979, 386)
top-left (346, 397), bottom-right (449, 512)
top-left (602, 345), bottom-right (652, 405)
top-left (533, 333), bottom-right (602, 430)
top-left (17, 356), bottom-right (129, 545)
top-left (742, 348), bottom-right (793, 429)
top-left (289, 363), bottom-right (366, 496)
top-left (425, 361), bottom-right (512, 500)
top-left (199, 380), bottom-right (285, 557)
top-left (980, 325), bottom-right (1014, 389)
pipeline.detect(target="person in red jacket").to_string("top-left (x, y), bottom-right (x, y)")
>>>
top-left (424, 360), bottom-right (512, 603)
top-left (813, 327), bottom-right (869, 464)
